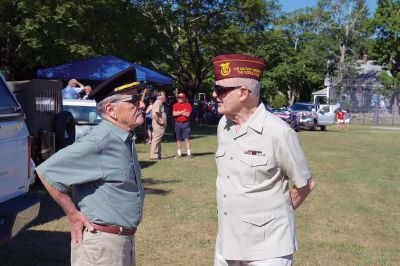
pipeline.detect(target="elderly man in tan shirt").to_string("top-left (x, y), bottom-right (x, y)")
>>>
top-left (212, 54), bottom-right (315, 266)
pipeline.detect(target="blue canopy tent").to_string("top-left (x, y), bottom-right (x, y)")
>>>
top-left (37, 55), bottom-right (173, 85)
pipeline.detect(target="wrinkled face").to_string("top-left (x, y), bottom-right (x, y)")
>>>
top-left (177, 97), bottom-right (184, 103)
top-left (212, 79), bottom-right (243, 116)
top-left (112, 90), bottom-right (145, 131)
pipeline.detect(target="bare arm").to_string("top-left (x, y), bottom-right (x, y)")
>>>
top-left (141, 88), bottom-right (148, 102)
top-left (173, 110), bottom-right (185, 117)
top-left (74, 80), bottom-right (85, 88)
top-left (290, 178), bottom-right (316, 210)
top-left (38, 174), bottom-right (94, 243)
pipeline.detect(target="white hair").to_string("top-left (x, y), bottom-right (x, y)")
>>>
top-left (96, 94), bottom-right (123, 118)
top-left (225, 77), bottom-right (260, 96)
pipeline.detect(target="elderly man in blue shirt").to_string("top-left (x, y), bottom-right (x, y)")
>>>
top-left (37, 67), bottom-right (146, 266)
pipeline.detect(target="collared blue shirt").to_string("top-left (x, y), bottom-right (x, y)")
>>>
top-left (62, 85), bottom-right (81, 99)
top-left (36, 120), bottom-right (145, 229)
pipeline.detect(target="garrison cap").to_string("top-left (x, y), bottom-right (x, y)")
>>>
top-left (88, 67), bottom-right (145, 103)
top-left (213, 54), bottom-right (266, 81)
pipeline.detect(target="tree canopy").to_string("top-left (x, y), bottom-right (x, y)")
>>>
top-left (1, 0), bottom-right (398, 104)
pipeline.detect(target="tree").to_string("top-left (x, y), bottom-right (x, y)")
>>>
top-left (134, 0), bottom-right (279, 95)
top-left (260, 8), bottom-right (332, 104)
top-left (316, 0), bottom-right (369, 83)
top-left (368, 0), bottom-right (400, 112)
top-left (0, 0), bottom-right (163, 80)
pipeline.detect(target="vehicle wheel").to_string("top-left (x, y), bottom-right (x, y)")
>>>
top-left (55, 111), bottom-right (76, 151)
top-left (311, 120), bottom-right (317, 131)
top-left (320, 125), bottom-right (326, 131)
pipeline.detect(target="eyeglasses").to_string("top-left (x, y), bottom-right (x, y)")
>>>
top-left (112, 94), bottom-right (140, 105)
top-left (213, 84), bottom-right (242, 97)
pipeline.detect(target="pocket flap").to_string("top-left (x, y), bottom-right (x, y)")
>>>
top-left (215, 146), bottom-right (226, 158)
top-left (240, 153), bottom-right (268, 167)
top-left (242, 212), bottom-right (276, 227)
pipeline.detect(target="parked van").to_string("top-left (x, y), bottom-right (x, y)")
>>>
top-left (0, 73), bottom-right (40, 243)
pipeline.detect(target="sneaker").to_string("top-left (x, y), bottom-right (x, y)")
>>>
top-left (186, 154), bottom-right (192, 158)
top-left (175, 155), bottom-right (182, 159)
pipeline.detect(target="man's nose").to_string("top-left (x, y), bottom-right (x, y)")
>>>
top-left (139, 101), bottom-right (145, 110)
top-left (212, 91), bottom-right (217, 98)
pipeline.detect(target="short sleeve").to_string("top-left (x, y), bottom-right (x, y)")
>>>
top-left (275, 128), bottom-right (311, 188)
top-left (152, 101), bottom-right (160, 115)
top-left (36, 139), bottom-right (102, 193)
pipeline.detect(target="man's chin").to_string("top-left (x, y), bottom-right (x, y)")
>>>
top-left (132, 118), bottom-right (144, 129)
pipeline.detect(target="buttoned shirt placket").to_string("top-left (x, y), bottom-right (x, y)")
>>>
top-left (127, 133), bottom-right (144, 223)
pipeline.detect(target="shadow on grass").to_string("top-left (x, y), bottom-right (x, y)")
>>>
top-left (192, 152), bottom-right (214, 157)
top-left (142, 177), bottom-right (180, 196)
top-left (0, 229), bottom-right (70, 266)
top-left (139, 161), bottom-right (157, 169)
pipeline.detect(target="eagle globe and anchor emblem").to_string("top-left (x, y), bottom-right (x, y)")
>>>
top-left (220, 62), bottom-right (231, 76)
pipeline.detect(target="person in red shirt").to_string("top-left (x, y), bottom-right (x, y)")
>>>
top-left (337, 108), bottom-right (344, 131)
top-left (173, 93), bottom-right (192, 157)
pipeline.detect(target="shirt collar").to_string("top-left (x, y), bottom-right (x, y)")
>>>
top-left (226, 103), bottom-right (266, 139)
top-left (246, 103), bottom-right (267, 134)
top-left (100, 119), bottom-right (132, 142)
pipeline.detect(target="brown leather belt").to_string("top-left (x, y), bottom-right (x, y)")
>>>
top-left (93, 224), bottom-right (137, 236)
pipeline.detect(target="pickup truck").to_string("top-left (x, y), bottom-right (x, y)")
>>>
top-left (291, 102), bottom-right (335, 131)
top-left (0, 73), bottom-right (40, 244)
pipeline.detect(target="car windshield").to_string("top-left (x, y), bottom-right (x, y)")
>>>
top-left (63, 105), bottom-right (101, 125)
top-left (0, 75), bottom-right (20, 114)
top-left (292, 104), bottom-right (313, 111)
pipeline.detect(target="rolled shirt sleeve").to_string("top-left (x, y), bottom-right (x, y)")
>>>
top-left (276, 128), bottom-right (311, 188)
top-left (36, 139), bottom-right (102, 193)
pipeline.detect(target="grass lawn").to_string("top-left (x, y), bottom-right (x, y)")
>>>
top-left (1, 124), bottom-right (399, 266)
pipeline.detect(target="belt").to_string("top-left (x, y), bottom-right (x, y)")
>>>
top-left (92, 224), bottom-right (137, 236)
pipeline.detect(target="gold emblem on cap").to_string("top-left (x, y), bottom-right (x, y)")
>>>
top-left (220, 62), bottom-right (231, 76)
top-left (114, 81), bottom-right (141, 92)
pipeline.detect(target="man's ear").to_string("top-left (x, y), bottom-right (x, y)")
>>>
top-left (239, 86), bottom-right (250, 102)
top-left (105, 103), bottom-right (117, 120)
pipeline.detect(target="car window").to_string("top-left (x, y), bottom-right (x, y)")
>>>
top-left (321, 106), bottom-right (330, 112)
top-left (0, 75), bottom-right (20, 114)
top-left (63, 105), bottom-right (101, 125)
top-left (292, 104), bottom-right (313, 111)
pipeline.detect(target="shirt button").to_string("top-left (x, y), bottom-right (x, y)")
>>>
top-left (223, 194), bottom-right (226, 198)
top-left (224, 212), bottom-right (227, 215)
top-left (230, 157), bottom-right (233, 160)
top-left (227, 175), bottom-right (230, 179)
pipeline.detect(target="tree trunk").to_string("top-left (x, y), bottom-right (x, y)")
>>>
top-left (338, 44), bottom-right (346, 83)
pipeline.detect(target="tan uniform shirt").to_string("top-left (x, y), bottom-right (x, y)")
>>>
top-left (152, 98), bottom-right (167, 126)
top-left (215, 103), bottom-right (311, 261)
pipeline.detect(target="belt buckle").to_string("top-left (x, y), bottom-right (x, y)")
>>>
top-left (118, 226), bottom-right (123, 236)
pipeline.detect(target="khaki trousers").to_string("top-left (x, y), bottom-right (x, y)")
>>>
top-left (71, 230), bottom-right (135, 266)
top-left (150, 121), bottom-right (166, 159)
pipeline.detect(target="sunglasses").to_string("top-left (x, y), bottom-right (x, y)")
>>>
top-left (112, 94), bottom-right (140, 105)
top-left (213, 84), bottom-right (242, 96)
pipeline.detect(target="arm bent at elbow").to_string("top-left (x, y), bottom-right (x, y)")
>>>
top-left (38, 174), bottom-right (95, 243)
top-left (290, 178), bottom-right (316, 210)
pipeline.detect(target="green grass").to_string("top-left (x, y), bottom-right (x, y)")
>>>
top-left (1, 124), bottom-right (399, 266)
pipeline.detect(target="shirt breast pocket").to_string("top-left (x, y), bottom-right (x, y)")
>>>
top-left (240, 154), bottom-right (277, 185)
top-left (107, 167), bottom-right (137, 189)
